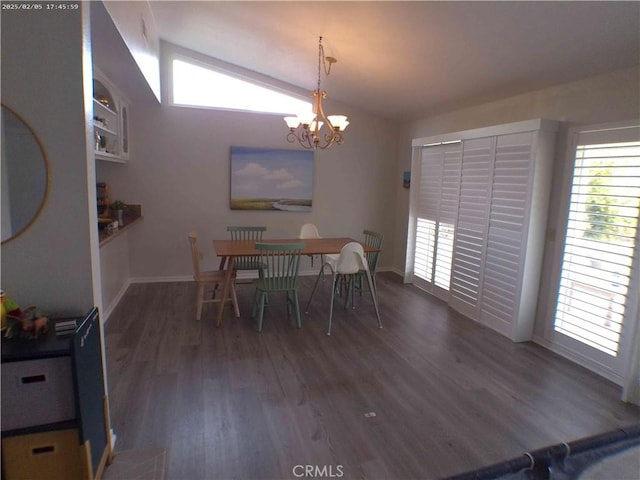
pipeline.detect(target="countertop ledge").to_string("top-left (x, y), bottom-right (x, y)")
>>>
top-left (99, 204), bottom-right (142, 247)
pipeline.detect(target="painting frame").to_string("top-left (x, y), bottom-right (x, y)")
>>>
top-left (230, 146), bottom-right (314, 211)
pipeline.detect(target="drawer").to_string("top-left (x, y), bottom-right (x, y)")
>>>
top-left (1, 356), bottom-right (75, 431)
top-left (1, 428), bottom-right (83, 480)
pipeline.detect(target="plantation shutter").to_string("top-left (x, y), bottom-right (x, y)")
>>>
top-left (413, 143), bottom-right (461, 298)
top-left (554, 126), bottom-right (640, 357)
top-left (449, 137), bottom-right (494, 319)
top-left (481, 132), bottom-right (535, 337)
top-left (408, 119), bottom-right (558, 342)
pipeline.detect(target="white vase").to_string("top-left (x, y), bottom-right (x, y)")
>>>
top-left (116, 209), bottom-right (124, 227)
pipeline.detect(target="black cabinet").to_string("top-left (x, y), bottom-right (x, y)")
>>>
top-left (1, 308), bottom-right (111, 480)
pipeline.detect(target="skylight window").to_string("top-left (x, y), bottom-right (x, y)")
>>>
top-left (171, 59), bottom-right (312, 115)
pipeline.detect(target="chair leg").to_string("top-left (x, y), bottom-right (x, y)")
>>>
top-left (343, 275), bottom-right (351, 309)
top-left (305, 267), bottom-right (325, 314)
top-left (371, 274), bottom-right (378, 300)
top-left (365, 270), bottom-right (382, 329)
top-left (354, 272), bottom-right (368, 297)
top-left (327, 274), bottom-right (338, 335)
top-left (231, 282), bottom-right (240, 318)
top-left (349, 275), bottom-right (356, 309)
top-left (196, 284), bottom-right (205, 320)
top-left (257, 292), bottom-right (266, 332)
top-left (355, 271), bottom-right (377, 300)
top-left (251, 288), bottom-right (259, 318)
top-left (293, 290), bottom-right (301, 329)
top-left (258, 268), bottom-right (269, 305)
top-left (287, 291), bottom-right (293, 316)
top-left (336, 276), bottom-right (344, 297)
top-left (342, 275), bottom-right (355, 310)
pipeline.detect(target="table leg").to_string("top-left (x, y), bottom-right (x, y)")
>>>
top-left (216, 257), bottom-right (234, 328)
top-left (213, 256), bottom-right (227, 297)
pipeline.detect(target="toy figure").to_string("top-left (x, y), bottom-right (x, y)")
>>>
top-left (2, 295), bottom-right (49, 339)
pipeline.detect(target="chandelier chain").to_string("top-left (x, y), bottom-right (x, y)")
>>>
top-left (319, 37), bottom-right (332, 78)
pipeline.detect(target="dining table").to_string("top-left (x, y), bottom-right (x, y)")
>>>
top-left (211, 237), bottom-right (379, 327)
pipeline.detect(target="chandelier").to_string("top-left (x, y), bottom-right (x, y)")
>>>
top-left (284, 36), bottom-right (349, 150)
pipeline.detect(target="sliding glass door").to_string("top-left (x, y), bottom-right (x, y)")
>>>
top-left (552, 123), bottom-right (640, 381)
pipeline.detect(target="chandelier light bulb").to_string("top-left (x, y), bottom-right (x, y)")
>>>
top-left (327, 115), bottom-right (349, 132)
top-left (284, 116), bottom-right (301, 129)
top-left (297, 111), bottom-right (317, 127)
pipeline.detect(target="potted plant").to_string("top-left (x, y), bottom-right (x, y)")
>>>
top-left (110, 200), bottom-right (127, 227)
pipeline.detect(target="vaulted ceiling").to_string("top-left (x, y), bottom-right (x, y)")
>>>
top-left (98, 1), bottom-right (640, 122)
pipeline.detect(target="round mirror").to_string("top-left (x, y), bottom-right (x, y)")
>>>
top-left (1, 104), bottom-right (49, 244)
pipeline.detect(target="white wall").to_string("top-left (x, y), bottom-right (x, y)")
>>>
top-left (393, 66), bottom-right (640, 336)
top-left (99, 232), bottom-right (131, 319)
top-left (96, 45), bottom-right (399, 281)
top-left (1, 5), bottom-right (100, 315)
top-left (102, 0), bottom-right (161, 102)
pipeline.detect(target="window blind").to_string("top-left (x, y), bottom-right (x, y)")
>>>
top-left (554, 127), bottom-right (640, 356)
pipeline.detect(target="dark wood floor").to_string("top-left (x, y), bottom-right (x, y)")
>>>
top-left (104, 272), bottom-right (639, 480)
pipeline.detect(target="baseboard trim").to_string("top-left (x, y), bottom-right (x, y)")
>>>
top-left (103, 279), bottom-right (131, 322)
top-left (110, 268), bottom-right (406, 321)
top-left (128, 268), bottom-right (405, 285)
top-left (130, 275), bottom-right (193, 284)
top-left (532, 334), bottom-right (622, 386)
top-left (381, 266), bottom-right (404, 277)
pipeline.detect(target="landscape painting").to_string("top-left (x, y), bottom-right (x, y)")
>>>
top-left (230, 146), bottom-right (313, 211)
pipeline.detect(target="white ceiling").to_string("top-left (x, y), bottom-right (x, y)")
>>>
top-left (102, 1), bottom-right (640, 122)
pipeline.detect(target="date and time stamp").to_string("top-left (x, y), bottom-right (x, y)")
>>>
top-left (1, 2), bottom-right (79, 11)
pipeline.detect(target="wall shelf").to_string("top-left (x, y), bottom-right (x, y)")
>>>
top-left (93, 69), bottom-right (129, 163)
top-left (93, 122), bottom-right (117, 136)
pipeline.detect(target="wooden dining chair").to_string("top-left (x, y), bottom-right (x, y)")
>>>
top-left (355, 229), bottom-right (383, 298)
top-left (305, 241), bottom-right (382, 335)
top-left (188, 232), bottom-right (239, 321)
top-left (251, 242), bottom-right (304, 332)
top-left (227, 226), bottom-right (267, 280)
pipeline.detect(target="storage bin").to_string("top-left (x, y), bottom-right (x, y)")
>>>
top-left (1, 428), bottom-right (83, 480)
top-left (1, 356), bottom-right (75, 430)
